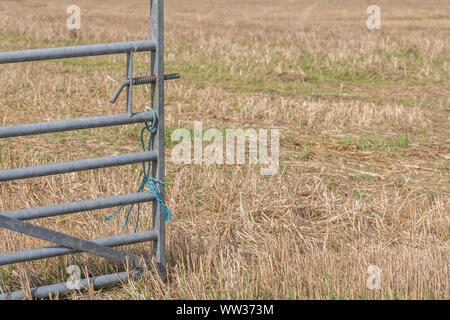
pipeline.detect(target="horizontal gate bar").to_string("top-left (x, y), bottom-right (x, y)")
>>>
top-left (1, 192), bottom-right (156, 221)
top-left (0, 230), bottom-right (157, 265)
top-left (0, 40), bottom-right (156, 64)
top-left (0, 151), bottom-right (157, 182)
top-left (0, 269), bottom-right (143, 300)
top-left (0, 112), bottom-right (155, 139)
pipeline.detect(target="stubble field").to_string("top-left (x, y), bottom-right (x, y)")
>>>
top-left (0, 0), bottom-right (448, 299)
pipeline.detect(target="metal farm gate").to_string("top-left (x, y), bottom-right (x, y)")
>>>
top-left (0, 0), bottom-right (177, 299)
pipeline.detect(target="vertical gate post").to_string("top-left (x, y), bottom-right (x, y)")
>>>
top-left (150, 0), bottom-right (167, 279)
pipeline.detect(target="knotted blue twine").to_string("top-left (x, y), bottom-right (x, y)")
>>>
top-left (105, 108), bottom-right (172, 232)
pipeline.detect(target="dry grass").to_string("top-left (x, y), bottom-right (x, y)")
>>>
top-left (0, 0), bottom-right (448, 299)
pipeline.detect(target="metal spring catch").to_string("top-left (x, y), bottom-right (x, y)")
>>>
top-left (110, 73), bottom-right (180, 104)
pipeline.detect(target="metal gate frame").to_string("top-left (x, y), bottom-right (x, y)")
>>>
top-left (0, 0), bottom-right (175, 300)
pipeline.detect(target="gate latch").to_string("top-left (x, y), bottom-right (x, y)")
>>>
top-left (110, 73), bottom-right (180, 104)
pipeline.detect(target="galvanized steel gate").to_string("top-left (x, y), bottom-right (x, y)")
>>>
top-left (0, 0), bottom-right (176, 299)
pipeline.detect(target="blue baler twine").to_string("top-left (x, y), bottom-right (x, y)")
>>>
top-left (105, 108), bottom-right (172, 232)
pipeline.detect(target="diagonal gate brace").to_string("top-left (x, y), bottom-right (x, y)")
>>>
top-left (0, 214), bottom-right (151, 267)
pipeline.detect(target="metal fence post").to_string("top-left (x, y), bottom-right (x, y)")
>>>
top-left (150, 0), bottom-right (167, 279)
